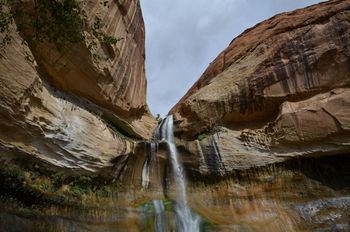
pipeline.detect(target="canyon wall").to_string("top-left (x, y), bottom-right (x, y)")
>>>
top-left (170, 0), bottom-right (350, 175)
top-left (0, 0), bottom-right (156, 172)
top-left (0, 1), bottom-right (349, 231)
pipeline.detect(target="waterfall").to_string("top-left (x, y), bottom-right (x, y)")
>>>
top-left (159, 115), bottom-right (200, 232)
top-left (141, 157), bottom-right (151, 188)
top-left (142, 142), bottom-right (157, 188)
top-left (153, 200), bottom-right (166, 232)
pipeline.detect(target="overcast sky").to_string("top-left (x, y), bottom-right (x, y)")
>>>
top-left (140, 0), bottom-right (324, 116)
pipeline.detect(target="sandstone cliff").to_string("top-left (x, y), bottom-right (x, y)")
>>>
top-left (0, 1), bottom-right (349, 231)
top-left (0, 0), bottom-right (156, 172)
top-left (170, 0), bottom-right (350, 175)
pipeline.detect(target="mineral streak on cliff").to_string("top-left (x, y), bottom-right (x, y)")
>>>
top-left (0, 1), bottom-right (350, 231)
top-left (170, 0), bottom-right (350, 175)
top-left (0, 0), bottom-right (156, 171)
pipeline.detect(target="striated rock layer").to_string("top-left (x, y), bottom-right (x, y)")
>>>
top-left (170, 0), bottom-right (350, 175)
top-left (24, 0), bottom-right (156, 139)
top-left (0, 0), bottom-right (156, 171)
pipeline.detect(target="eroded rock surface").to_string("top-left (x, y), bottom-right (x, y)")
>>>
top-left (20, 0), bottom-right (155, 139)
top-left (170, 0), bottom-right (350, 174)
top-left (0, 0), bottom-right (156, 171)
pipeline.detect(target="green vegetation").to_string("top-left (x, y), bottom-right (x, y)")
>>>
top-left (196, 127), bottom-right (222, 141)
top-left (155, 113), bottom-right (162, 124)
top-left (91, 15), bottom-right (122, 45)
top-left (0, 159), bottom-right (115, 202)
top-left (141, 199), bottom-right (173, 212)
top-left (26, 0), bottom-right (84, 48)
top-left (196, 132), bottom-right (207, 141)
top-left (196, 129), bottom-right (211, 141)
top-left (141, 199), bottom-right (174, 229)
top-left (0, 0), bottom-right (13, 49)
top-left (0, 0), bottom-right (120, 52)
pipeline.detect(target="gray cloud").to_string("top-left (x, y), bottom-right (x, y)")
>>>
top-left (140, 0), bottom-right (324, 116)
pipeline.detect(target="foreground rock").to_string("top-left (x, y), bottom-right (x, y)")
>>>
top-left (0, 0), bottom-right (156, 171)
top-left (170, 0), bottom-right (350, 175)
top-left (2, 151), bottom-right (349, 232)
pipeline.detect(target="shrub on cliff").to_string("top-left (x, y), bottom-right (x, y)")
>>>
top-left (0, 0), bottom-right (120, 52)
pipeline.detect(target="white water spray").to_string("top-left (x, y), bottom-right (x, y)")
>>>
top-left (159, 115), bottom-right (200, 232)
top-left (153, 200), bottom-right (166, 232)
top-left (142, 142), bottom-right (157, 188)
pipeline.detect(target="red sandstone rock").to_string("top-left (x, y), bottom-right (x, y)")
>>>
top-left (170, 0), bottom-right (350, 173)
top-left (171, 0), bottom-right (350, 140)
top-left (0, 0), bottom-right (155, 171)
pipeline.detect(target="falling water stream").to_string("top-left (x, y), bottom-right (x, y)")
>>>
top-left (141, 115), bottom-right (200, 231)
top-left (2, 116), bottom-right (349, 231)
top-left (152, 200), bottom-right (167, 232)
top-left (137, 120), bottom-right (350, 232)
top-left (142, 142), bottom-right (157, 188)
top-left (156, 115), bottom-right (200, 232)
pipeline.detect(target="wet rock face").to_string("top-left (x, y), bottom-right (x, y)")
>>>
top-left (0, 0), bottom-right (156, 171)
top-left (170, 0), bottom-right (350, 173)
top-left (187, 155), bottom-right (350, 232)
top-left (1, 154), bottom-right (349, 232)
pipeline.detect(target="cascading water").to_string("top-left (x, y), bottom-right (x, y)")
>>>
top-left (142, 142), bottom-right (157, 188)
top-left (153, 200), bottom-right (166, 232)
top-left (158, 115), bottom-right (200, 232)
top-left (141, 157), bottom-right (151, 188)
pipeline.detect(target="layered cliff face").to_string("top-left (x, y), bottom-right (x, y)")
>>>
top-left (24, 0), bottom-right (155, 139)
top-left (0, 0), bottom-right (156, 171)
top-left (170, 0), bottom-right (350, 175)
top-left (0, 1), bottom-right (350, 231)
